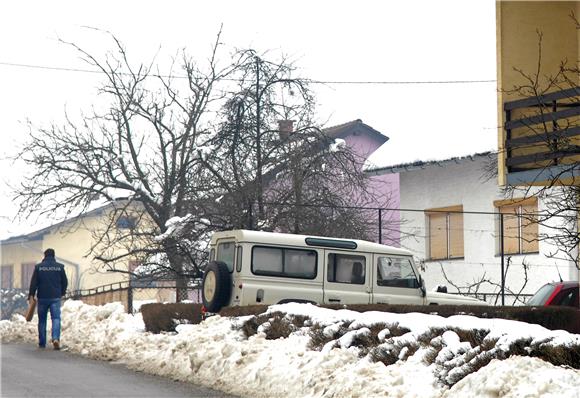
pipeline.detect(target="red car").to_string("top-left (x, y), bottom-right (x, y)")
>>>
top-left (527, 281), bottom-right (579, 307)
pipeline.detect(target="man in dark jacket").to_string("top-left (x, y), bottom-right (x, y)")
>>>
top-left (28, 248), bottom-right (68, 350)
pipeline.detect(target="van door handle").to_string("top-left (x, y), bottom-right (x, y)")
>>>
top-left (328, 298), bottom-right (341, 303)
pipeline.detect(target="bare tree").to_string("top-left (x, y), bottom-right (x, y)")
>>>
top-left (14, 29), bottom-right (242, 300)
top-left (15, 31), bottom-right (396, 303)
top-left (200, 52), bottom-right (393, 240)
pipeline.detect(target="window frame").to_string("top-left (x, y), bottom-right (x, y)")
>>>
top-left (375, 256), bottom-right (420, 289)
top-left (236, 246), bottom-right (243, 272)
top-left (251, 245), bottom-right (318, 280)
top-left (426, 205), bottom-right (464, 261)
top-left (216, 240), bottom-right (236, 273)
top-left (495, 198), bottom-right (539, 255)
top-left (20, 263), bottom-right (36, 290)
top-left (1, 265), bottom-right (13, 289)
top-left (326, 253), bottom-right (367, 285)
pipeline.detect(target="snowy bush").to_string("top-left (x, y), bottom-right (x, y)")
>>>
top-left (238, 303), bottom-right (580, 387)
top-left (1, 289), bottom-right (28, 320)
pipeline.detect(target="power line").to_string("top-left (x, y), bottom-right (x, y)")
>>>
top-left (0, 61), bottom-right (497, 85)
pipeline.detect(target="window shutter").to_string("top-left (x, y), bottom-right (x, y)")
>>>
top-left (21, 263), bottom-right (35, 290)
top-left (500, 205), bottom-right (519, 254)
top-left (448, 212), bottom-right (464, 258)
top-left (429, 213), bottom-right (447, 260)
top-left (520, 203), bottom-right (539, 253)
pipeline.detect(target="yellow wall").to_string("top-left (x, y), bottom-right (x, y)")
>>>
top-left (1, 206), bottom-right (134, 293)
top-left (496, 1), bottom-right (580, 185)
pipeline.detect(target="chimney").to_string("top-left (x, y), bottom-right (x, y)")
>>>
top-left (278, 120), bottom-right (294, 140)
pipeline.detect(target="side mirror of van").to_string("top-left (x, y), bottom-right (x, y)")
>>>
top-left (419, 275), bottom-right (426, 298)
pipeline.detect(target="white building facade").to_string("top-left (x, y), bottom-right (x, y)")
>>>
top-left (370, 152), bottom-right (579, 304)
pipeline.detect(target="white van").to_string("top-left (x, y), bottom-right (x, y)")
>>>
top-left (201, 230), bottom-right (486, 312)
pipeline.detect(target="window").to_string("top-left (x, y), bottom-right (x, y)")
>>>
top-left (376, 257), bottom-right (420, 289)
top-left (217, 241), bottom-right (235, 272)
top-left (236, 246), bottom-right (243, 272)
top-left (327, 253), bottom-right (366, 284)
top-left (252, 246), bottom-right (317, 279)
top-left (1, 265), bottom-right (13, 289)
top-left (426, 206), bottom-right (464, 260)
top-left (21, 263), bottom-right (35, 290)
top-left (495, 198), bottom-right (538, 254)
top-left (116, 216), bottom-right (136, 229)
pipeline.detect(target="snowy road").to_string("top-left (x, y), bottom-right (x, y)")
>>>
top-left (1, 343), bottom-right (237, 398)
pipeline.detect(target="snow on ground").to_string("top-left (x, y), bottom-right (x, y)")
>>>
top-left (1, 301), bottom-right (580, 398)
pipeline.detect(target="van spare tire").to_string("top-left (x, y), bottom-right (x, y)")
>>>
top-left (202, 261), bottom-right (232, 313)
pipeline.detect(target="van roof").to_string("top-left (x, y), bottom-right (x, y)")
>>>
top-left (211, 229), bottom-right (413, 256)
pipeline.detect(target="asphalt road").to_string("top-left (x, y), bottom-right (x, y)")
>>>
top-left (1, 343), bottom-right (237, 398)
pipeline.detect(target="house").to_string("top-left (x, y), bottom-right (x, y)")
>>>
top-left (0, 201), bottom-right (136, 293)
top-left (316, 119), bottom-right (400, 245)
top-left (366, 152), bottom-right (579, 301)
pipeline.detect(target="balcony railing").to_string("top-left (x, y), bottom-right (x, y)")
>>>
top-left (504, 86), bottom-right (580, 185)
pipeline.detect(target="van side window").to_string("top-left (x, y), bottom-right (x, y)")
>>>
top-left (377, 257), bottom-right (420, 288)
top-left (327, 254), bottom-right (366, 284)
top-left (252, 246), bottom-right (317, 279)
top-left (236, 246), bottom-right (243, 272)
top-left (217, 242), bottom-right (235, 272)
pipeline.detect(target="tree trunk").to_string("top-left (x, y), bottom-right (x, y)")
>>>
top-left (165, 238), bottom-right (189, 302)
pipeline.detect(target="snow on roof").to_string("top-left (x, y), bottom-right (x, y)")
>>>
top-left (364, 150), bottom-right (497, 175)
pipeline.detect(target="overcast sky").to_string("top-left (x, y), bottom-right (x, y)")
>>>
top-left (0, 0), bottom-right (497, 239)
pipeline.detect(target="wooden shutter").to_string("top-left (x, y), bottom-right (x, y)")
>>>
top-left (448, 212), bottom-right (464, 258)
top-left (520, 203), bottom-right (539, 253)
top-left (500, 205), bottom-right (520, 254)
top-left (1, 265), bottom-right (13, 289)
top-left (21, 263), bottom-right (35, 290)
top-left (429, 213), bottom-right (447, 260)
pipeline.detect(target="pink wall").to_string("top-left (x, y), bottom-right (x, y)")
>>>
top-left (342, 133), bottom-right (400, 246)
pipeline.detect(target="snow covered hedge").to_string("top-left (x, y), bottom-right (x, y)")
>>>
top-left (1, 301), bottom-right (580, 397)
top-left (1, 289), bottom-right (28, 320)
top-left (240, 306), bottom-right (580, 387)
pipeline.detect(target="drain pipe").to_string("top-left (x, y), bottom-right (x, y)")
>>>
top-left (19, 243), bottom-right (82, 291)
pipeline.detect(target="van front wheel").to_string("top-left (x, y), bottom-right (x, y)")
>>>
top-left (202, 261), bottom-right (232, 313)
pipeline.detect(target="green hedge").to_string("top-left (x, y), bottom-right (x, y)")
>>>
top-left (141, 303), bottom-right (203, 333)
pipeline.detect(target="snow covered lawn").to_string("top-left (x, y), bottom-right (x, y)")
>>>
top-left (1, 300), bottom-right (580, 397)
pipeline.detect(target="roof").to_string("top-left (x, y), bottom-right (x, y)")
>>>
top-left (1, 201), bottom-right (123, 243)
top-left (262, 119), bottom-right (388, 185)
top-left (323, 119), bottom-right (388, 144)
top-left (210, 229), bottom-right (412, 256)
top-left (365, 151), bottom-right (496, 175)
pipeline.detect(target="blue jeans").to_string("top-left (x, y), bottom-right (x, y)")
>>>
top-left (37, 298), bottom-right (61, 347)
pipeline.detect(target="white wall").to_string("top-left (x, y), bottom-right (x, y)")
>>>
top-left (397, 154), bottom-right (579, 302)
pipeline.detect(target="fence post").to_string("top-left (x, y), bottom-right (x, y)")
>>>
top-left (378, 208), bottom-right (383, 244)
top-left (500, 212), bottom-right (505, 306)
top-left (127, 283), bottom-right (133, 314)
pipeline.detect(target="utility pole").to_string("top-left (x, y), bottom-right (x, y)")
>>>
top-left (255, 56), bottom-right (264, 219)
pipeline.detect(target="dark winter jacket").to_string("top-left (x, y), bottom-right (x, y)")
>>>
top-left (28, 256), bottom-right (68, 299)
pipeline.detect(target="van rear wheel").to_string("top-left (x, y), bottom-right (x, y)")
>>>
top-left (202, 261), bottom-right (232, 313)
